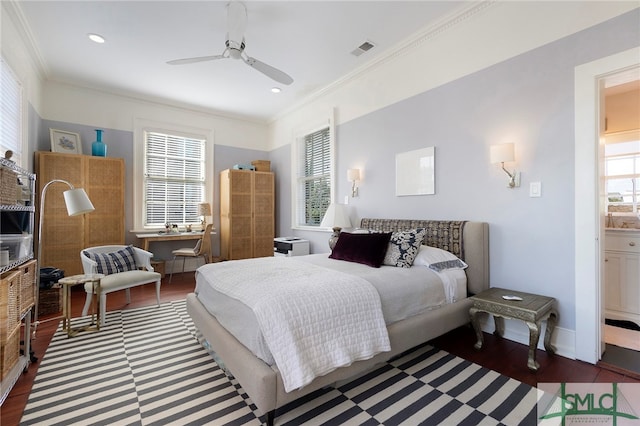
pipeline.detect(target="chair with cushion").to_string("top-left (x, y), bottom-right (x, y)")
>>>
top-left (80, 245), bottom-right (161, 325)
top-left (169, 224), bottom-right (213, 283)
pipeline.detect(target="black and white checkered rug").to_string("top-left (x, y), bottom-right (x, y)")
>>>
top-left (22, 300), bottom-right (537, 425)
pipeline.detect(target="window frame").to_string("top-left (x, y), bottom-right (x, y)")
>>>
top-left (290, 113), bottom-right (336, 231)
top-left (604, 129), bottom-right (640, 215)
top-left (0, 57), bottom-right (26, 168)
top-left (133, 118), bottom-right (214, 231)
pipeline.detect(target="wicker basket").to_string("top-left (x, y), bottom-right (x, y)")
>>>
top-left (251, 160), bottom-right (271, 172)
top-left (38, 285), bottom-right (62, 316)
top-left (0, 270), bottom-right (20, 344)
top-left (18, 259), bottom-right (36, 315)
top-left (0, 166), bottom-right (18, 205)
top-left (0, 324), bottom-right (20, 380)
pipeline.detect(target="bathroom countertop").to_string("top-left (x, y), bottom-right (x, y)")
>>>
top-left (605, 227), bottom-right (640, 233)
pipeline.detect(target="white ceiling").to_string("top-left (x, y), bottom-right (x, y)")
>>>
top-left (16, 1), bottom-right (469, 122)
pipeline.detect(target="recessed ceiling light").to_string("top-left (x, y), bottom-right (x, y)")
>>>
top-left (88, 33), bottom-right (106, 44)
top-left (271, 87), bottom-right (281, 93)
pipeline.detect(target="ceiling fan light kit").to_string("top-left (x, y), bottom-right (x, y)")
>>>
top-left (168, 1), bottom-right (293, 86)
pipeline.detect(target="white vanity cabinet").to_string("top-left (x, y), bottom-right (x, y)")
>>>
top-left (604, 229), bottom-right (640, 326)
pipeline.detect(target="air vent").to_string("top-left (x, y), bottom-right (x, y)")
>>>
top-left (351, 40), bottom-right (376, 57)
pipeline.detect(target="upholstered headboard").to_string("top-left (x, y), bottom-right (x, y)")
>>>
top-left (359, 219), bottom-right (489, 295)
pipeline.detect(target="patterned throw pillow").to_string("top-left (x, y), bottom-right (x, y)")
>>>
top-left (109, 245), bottom-right (138, 272)
top-left (83, 251), bottom-right (119, 275)
top-left (383, 228), bottom-right (427, 268)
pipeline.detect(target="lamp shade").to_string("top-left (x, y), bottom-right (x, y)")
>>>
top-left (198, 202), bottom-right (212, 216)
top-left (62, 188), bottom-right (95, 216)
top-left (347, 168), bottom-right (360, 181)
top-left (320, 203), bottom-right (351, 229)
top-left (490, 143), bottom-right (515, 164)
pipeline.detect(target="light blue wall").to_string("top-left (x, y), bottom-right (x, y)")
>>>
top-left (277, 9), bottom-right (640, 331)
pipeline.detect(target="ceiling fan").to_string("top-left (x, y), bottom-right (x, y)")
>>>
top-left (167, 1), bottom-right (293, 85)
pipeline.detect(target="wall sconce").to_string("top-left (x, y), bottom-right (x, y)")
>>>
top-left (347, 168), bottom-right (360, 197)
top-left (490, 143), bottom-right (520, 188)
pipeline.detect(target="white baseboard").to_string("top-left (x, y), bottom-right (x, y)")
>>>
top-left (477, 315), bottom-right (577, 361)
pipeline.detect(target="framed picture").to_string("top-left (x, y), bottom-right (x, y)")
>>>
top-left (396, 146), bottom-right (435, 196)
top-left (50, 129), bottom-right (82, 154)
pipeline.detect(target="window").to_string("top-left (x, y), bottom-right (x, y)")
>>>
top-left (0, 58), bottom-right (23, 166)
top-left (605, 131), bottom-right (640, 214)
top-left (293, 124), bottom-right (333, 228)
top-left (143, 131), bottom-right (206, 227)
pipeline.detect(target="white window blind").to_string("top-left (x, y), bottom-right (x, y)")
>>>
top-left (296, 126), bottom-right (331, 226)
top-left (0, 58), bottom-right (23, 166)
top-left (144, 131), bottom-right (206, 226)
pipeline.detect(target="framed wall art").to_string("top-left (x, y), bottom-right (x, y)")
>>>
top-left (50, 129), bottom-right (82, 154)
top-left (395, 146), bottom-right (435, 196)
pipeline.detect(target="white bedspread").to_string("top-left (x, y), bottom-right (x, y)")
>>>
top-left (204, 256), bottom-right (391, 392)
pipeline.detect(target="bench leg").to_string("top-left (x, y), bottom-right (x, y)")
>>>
top-left (155, 280), bottom-right (161, 307)
top-left (470, 307), bottom-right (484, 350)
top-left (125, 288), bottom-right (131, 304)
top-left (526, 321), bottom-right (541, 371)
top-left (100, 293), bottom-right (107, 327)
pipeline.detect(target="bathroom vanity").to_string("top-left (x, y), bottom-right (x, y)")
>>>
top-left (605, 228), bottom-right (640, 327)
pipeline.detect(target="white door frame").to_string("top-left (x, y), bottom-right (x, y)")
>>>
top-left (574, 47), bottom-right (640, 364)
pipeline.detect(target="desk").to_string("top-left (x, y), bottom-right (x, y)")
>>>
top-left (59, 274), bottom-right (104, 338)
top-left (136, 232), bottom-right (203, 251)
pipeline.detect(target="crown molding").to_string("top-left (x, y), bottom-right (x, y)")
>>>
top-left (3, 1), bottom-right (49, 80)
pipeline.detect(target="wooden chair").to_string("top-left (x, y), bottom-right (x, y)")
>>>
top-left (80, 245), bottom-right (161, 326)
top-left (169, 224), bottom-right (213, 282)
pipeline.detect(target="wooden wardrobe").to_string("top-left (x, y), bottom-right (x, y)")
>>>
top-left (35, 152), bottom-right (125, 276)
top-left (219, 169), bottom-right (274, 260)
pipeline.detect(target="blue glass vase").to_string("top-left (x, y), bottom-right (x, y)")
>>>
top-left (91, 129), bottom-right (107, 157)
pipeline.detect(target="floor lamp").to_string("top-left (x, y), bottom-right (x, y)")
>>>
top-left (34, 179), bottom-right (95, 335)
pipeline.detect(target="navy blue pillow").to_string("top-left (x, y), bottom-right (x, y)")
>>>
top-left (329, 232), bottom-right (392, 268)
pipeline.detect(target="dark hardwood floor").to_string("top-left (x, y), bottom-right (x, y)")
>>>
top-left (2, 273), bottom-right (639, 426)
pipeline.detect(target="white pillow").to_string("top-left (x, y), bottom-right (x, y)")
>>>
top-left (413, 245), bottom-right (468, 270)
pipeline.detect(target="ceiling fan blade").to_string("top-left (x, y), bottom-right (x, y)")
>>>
top-left (167, 54), bottom-right (226, 65)
top-left (226, 1), bottom-right (247, 50)
top-left (243, 56), bottom-right (294, 85)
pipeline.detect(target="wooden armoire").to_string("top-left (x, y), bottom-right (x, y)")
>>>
top-left (35, 152), bottom-right (125, 276)
top-left (219, 169), bottom-right (274, 260)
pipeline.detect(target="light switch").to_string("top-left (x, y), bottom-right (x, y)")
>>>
top-left (344, 195), bottom-right (349, 204)
top-left (530, 182), bottom-right (541, 197)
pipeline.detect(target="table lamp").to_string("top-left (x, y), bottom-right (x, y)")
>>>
top-left (320, 203), bottom-right (351, 250)
top-left (198, 202), bottom-right (212, 230)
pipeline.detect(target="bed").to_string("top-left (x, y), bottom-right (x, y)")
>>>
top-left (186, 219), bottom-right (489, 425)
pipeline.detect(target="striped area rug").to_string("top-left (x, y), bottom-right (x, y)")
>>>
top-left (22, 300), bottom-right (537, 425)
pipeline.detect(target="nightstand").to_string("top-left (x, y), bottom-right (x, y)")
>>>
top-left (469, 287), bottom-right (558, 371)
top-left (274, 237), bottom-right (309, 257)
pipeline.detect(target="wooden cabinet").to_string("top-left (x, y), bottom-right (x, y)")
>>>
top-left (604, 229), bottom-right (640, 326)
top-left (35, 152), bottom-right (124, 276)
top-left (220, 169), bottom-right (274, 260)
